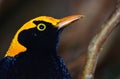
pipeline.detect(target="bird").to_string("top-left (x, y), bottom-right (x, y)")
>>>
top-left (0, 15), bottom-right (83, 79)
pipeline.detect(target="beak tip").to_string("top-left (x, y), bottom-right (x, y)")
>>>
top-left (74, 14), bottom-right (85, 20)
top-left (79, 15), bottom-right (85, 19)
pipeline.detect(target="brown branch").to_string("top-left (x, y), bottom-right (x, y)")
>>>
top-left (80, 3), bottom-right (120, 79)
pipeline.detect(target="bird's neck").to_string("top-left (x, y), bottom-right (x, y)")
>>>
top-left (26, 44), bottom-right (58, 57)
top-left (27, 36), bottom-right (60, 56)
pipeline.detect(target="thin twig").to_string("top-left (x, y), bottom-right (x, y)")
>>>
top-left (80, 3), bottom-right (120, 79)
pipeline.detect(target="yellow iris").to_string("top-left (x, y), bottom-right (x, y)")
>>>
top-left (37, 23), bottom-right (46, 31)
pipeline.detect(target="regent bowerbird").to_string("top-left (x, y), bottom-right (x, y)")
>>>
top-left (0, 15), bottom-right (84, 79)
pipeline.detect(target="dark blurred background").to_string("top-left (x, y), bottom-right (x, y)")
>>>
top-left (0, 0), bottom-right (120, 79)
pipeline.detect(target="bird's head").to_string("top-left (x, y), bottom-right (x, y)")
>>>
top-left (5, 15), bottom-right (84, 57)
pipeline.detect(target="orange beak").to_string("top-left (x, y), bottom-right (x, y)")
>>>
top-left (57, 15), bottom-right (84, 29)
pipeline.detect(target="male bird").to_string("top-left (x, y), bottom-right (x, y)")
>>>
top-left (0, 15), bottom-right (83, 79)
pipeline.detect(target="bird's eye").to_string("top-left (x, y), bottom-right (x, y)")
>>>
top-left (37, 23), bottom-right (46, 31)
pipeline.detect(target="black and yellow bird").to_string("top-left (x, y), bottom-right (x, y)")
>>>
top-left (0, 15), bottom-right (83, 79)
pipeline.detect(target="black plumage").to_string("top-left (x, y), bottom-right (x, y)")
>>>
top-left (0, 15), bottom-right (82, 79)
top-left (0, 21), bottom-right (71, 79)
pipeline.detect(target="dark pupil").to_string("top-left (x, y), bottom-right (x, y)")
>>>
top-left (40, 25), bottom-right (44, 29)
